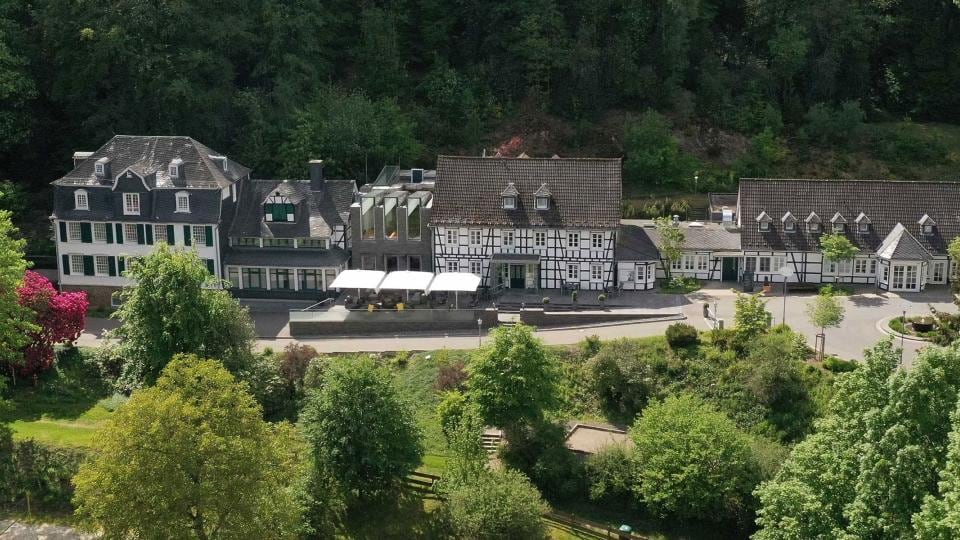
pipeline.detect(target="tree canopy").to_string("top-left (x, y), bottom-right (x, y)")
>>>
top-left (72, 355), bottom-right (307, 539)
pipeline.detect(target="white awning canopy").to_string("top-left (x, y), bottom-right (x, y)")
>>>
top-left (328, 269), bottom-right (386, 290)
top-left (426, 272), bottom-right (481, 293)
top-left (376, 271), bottom-right (435, 292)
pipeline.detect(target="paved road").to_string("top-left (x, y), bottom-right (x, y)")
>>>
top-left (77, 286), bottom-right (956, 364)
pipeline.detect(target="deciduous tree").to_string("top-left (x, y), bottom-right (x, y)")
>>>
top-left (0, 211), bottom-right (34, 382)
top-left (806, 292), bottom-right (845, 360)
top-left (820, 234), bottom-right (858, 283)
top-left (12, 271), bottom-right (87, 378)
top-left (72, 355), bottom-right (308, 539)
top-left (652, 216), bottom-right (685, 279)
top-left (444, 468), bottom-right (549, 540)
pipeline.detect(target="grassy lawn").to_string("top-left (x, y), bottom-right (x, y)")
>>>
top-left (1, 348), bottom-right (119, 448)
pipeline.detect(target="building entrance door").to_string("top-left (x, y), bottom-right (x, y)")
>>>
top-left (721, 257), bottom-right (739, 281)
top-left (509, 264), bottom-right (525, 289)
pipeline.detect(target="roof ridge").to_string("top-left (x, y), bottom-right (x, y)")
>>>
top-left (741, 177), bottom-right (960, 185)
top-left (437, 154), bottom-right (621, 162)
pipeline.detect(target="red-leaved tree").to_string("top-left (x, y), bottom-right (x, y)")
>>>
top-left (13, 271), bottom-right (88, 378)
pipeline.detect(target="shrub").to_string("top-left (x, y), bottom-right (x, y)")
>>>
top-left (392, 350), bottom-right (410, 369)
top-left (801, 101), bottom-right (864, 147)
top-left (278, 343), bottom-right (318, 388)
top-left (585, 444), bottom-right (635, 504)
top-left (437, 390), bottom-right (469, 441)
top-left (868, 123), bottom-right (949, 165)
top-left (587, 337), bottom-right (676, 421)
top-left (580, 335), bottom-right (602, 359)
top-left (1, 440), bottom-right (86, 512)
top-left (665, 323), bottom-right (700, 348)
top-left (500, 421), bottom-right (586, 501)
top-left (444, 468), bottom-right (549, 539)
top-left (435, 359), bottom-right (468, 392)
top-left (823, 356), bottom-right (858, 373)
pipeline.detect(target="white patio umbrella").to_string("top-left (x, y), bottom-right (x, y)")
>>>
top-left (426, 272), bottom-right (481, 308)
top-left (376, 271), bottom-right (435, 303)
top-left (328, 270), bottom-right (387, 299)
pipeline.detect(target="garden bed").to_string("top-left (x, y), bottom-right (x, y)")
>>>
top-left (888, 315), bottom-right (938, 340)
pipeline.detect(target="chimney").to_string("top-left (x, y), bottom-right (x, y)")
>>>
top-left (309, 159), bottom-right (324, 190)
top-left (72, 151), bottom-right (94, 168)
top-left (95, 157), bottom-right (112, 183)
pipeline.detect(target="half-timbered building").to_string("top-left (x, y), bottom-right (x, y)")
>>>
top-left (430, 155), bottom-right (622, 291)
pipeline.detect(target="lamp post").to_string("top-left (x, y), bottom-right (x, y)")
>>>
top-left (900, 308), bottom-right (906, 366)
top-left (778, 266), bottom-right (795, 326)
top-left (477, 318), bottom-right (483, 348)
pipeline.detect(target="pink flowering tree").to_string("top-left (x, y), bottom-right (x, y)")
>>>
top-left (12, 271), bottom-right (88, 378)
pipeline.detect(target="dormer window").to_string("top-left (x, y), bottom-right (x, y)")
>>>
top-left (209, 155), bottom-right (228, 172)
top-left (756, 211), bottom-right (773, 232)
top-left (830, 212), bottom-right (846, 233)
top-left (918, 214), bottom-right (937, 236)
top-left (501, 182), bottom-right (519, 210)
top-left (175, 191), bottom-right (190, 213)
top-left (534, 183), bottom-right (551, 211)
top-left (123, 193), bottom-right (140, 215)
top-left (264, 193), bottom-right (294, 222)
top-left (94, 157), bottom-right (111, 179)
top-left (855, 212), bottom-right (871, 233)
top-left (74, 189), bottom-right (89, 211)
top-left (782, 212), bottom-right (797, 233)
top-left (805, 212), bottom-right (821, 233)
top-left (169, 158), bottom-right (183, 179)
top-left (536, 196), bottom-right (549, 210)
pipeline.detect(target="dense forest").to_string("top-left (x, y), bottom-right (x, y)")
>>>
top-left (1, 0), bottom-right (960, 193)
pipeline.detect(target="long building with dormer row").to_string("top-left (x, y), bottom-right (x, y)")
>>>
top-left (51, 135), bottom-right (960, 308)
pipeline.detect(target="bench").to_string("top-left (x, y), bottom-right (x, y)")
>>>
top-left (786, 282), bottom-right (819, 293)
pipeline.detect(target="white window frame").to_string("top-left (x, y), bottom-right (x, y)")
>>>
top-left (671, 258), bottom-right (682, 271)
top-left (808, 223), bottom-right (821, 233)
top-left (175, 191), bottom-right (190, 213)
top-left (68, 222), bottom-right (82, 242)
top-left (94, 255), bottom-right (109, 276)
top-left (591, 232), bottom-right (604, 249)
top-left (502, 196), bottom-right (516, 210)
top-left (683, 255), bottom-right (695, 271)
top-left (469, 229), bottom-right (482, 247)
top-left (832, 223), bottom-right (844, 233)
top-left (759, 256), bottom-right (771, 273)
top-left (74, 190), bottom-right (89, 210)
top-left (124, 223), bottom-right (138, 243)
top-left (154, 224), bottom-right (168, 244)
top-left (784, 221), bottom-right (795, 232)
top-left (94, 163), bottom-right (105, 176)
top-left (169, 164), bottom-right (179, 178)
top-left (759, 222), bottom-right (770, 232)
top-left (535, 196), bottom-right (549, 210)
top-left (566, 263), bottom-right (579, 281)
top-left (445, 229), bottom-right (457, 245)
top-left (192, 226), bottom-right (207, 246)
top-left (924, 224), bottom-right (935, 235)
top-left (469, 260), bottom-right (482, 276)
top-left (93, 222), bottom-right (107, 243)
top-left (637, 265), bottom-right (647, 282)
top-left (697, 254), bottom-right (709, 271)
top-left (838, 259), bottom-right (852, 274)
top-left (534, 231), bottom-right (546, 248)
top-left (502, 230), bottom-right (515, 247)
top-left (69, 254), bottom-right (84, 275)
top-left (123, 193), bottom-right (140, 215)
top-left (933, 261), bottom-right (946, 282)
top-left (567, 232), bottom-right (580, 249)
top-left (854, 259), bottom-right (868, 274)
top-left (772, 256), bottom-right (785, 273)
top-left (870, 259), bottom-right (877, 275)
top-left (590, 264), bottom-right (603, 281)
top-left (446, 260), bottom-right (460, 273)
top-left (858, 223), bottom-right (869, 233)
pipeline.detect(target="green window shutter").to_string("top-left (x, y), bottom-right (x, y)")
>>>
top-left (59, 222), bottom-right (67, 242)
top-left (205, 259), bottom-right (215, 274)
top-left (82, 255), bottom-right (94, 276)
top-left (183, 225), bottom-right (192, 246)
top-left (146, 224), bottom-right (154, 245)
top-left (272, 204), bottom-right (286, 222)
top-left (80, 222), bottom-right (92, 243)
top-left (136, 224), bottom-right (146, 245)
top-left (115, 223), bottom-right (124, 244)
top-left (167, 225), bottom-right (175, 245)
top-left (108, 256), bottom-right (117, 276)
top-left (117, 257), bottom-right (125, 274)
top-left (205, 226), bottom-right (214, 247)
top-left (62, 254), bottom-right (70, 275)
top-left (105, 223), bottom-right (114, 244)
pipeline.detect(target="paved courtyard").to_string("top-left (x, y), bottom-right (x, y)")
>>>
top-left (76, 285), bottom-right (956, 365)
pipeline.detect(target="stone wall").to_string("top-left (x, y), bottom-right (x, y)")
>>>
top-left (62, 284), bottom-right (118, 310)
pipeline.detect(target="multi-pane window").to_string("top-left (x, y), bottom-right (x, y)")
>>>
top-left (269, 269), bottom-right (293, 290)
top-left (469, 229), bottom-right (482, 247)
top-left (446, 229), bottom-right (457, 245)
top-left (745, 257), bottom-right (756, 272)
top-left (535, 196), bottom-right (549, 210)
top-left (759, 257), bottom-right (771, 272)
top-left (683, 256), bottom-right (695, 271)
top-left (93, 222), bottom-right (107, 242)
top-left (94, 255), bottom-right (109, 276)
top-left (502, 230), bottom-right (515, 247)
top-left (854, 259), bottom-right (868, 274)
top-left (74, 190), bottom-right (88, 210)
top-left (502, 196), bottom-right (516, 209)
top-left (838, 260), bottom-right (852, 274)
top-left (298, 238), bottom-right (326, 249)
top-left (68, 222), bottom-right (82, 242)
top-left (870, 260), bottom-right (878, 275)
top-left (697, 254), bottom-right (709, 271)
top-left (241, 268), bottom-right (265, 289)
top-left (235, 237), bottom-right (260, 247)
top-left (263, 238), bottom-right (294, 248)
top-left (772, 256), bottom-right (785, 272)
top-left (69, 254), bottom-right (84, 274)
top-left (590, 264), bottom-right (603, 281)
top-left (637, 265), bottom-right (647, 282)
top-left (192, 226), bottom-right (207, 246)
top-left (470, 260), bottom-right (482, 276)
top-left (591, 232), bottom-right (604, 249)
top-left (534, 231), bottom-right (546, 247)
top-left (175, 192), bottom-right (190, 213)
top-left (123, 193), bottom-right (140, 215)
top-left (124, 223), bottom-right (138, 243)
top-left (300, 269), bottom-right (321, 290)
top-left (360, 255), bottom-right (375, 270)
top-left (567, 263), bottom-right (579, 281)
top-left (154, 225), bottom-right (168, 244)
top-left (567, 232), bottom-right (580, 249)
top-left (671, 258), bottom-right (682, 270)
top-left (446, 260), bottom-right (460, 272)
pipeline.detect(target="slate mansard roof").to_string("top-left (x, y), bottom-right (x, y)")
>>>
top-left (53, 135), bottom-right (250, 189)
top-left (431, 155), bottom-right (622, 229)
top-left (228, 179), bottom-right (356, 239)
top-left (738, 179), bottom-right (960, 256)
